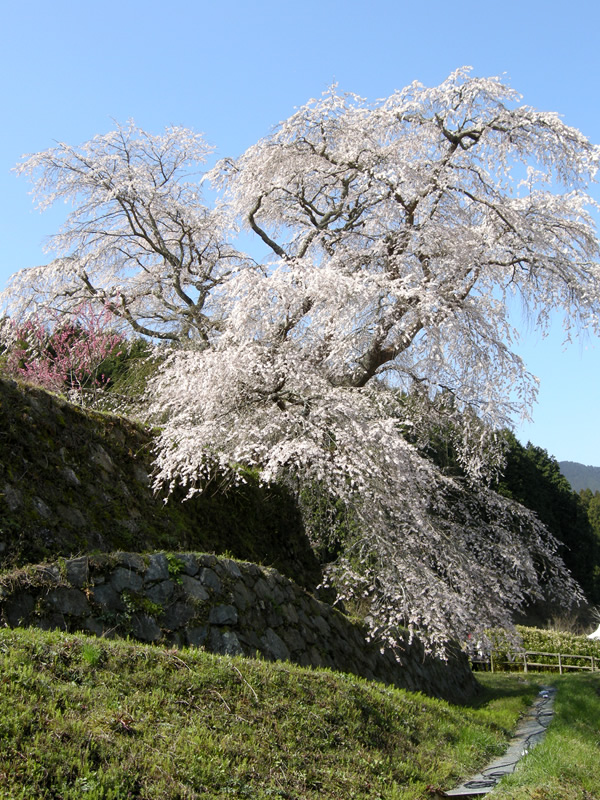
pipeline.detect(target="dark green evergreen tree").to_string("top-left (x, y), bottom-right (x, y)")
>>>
top-left (579, 489), bottom-right (600, 541)
top-left (496, 433), bottom-right (600, 604)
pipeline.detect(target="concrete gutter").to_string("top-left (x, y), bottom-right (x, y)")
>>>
top-left (442, 686), bottom-right (556, 797)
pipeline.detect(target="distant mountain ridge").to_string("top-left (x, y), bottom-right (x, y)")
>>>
top-left (559, 461), bottom-right (600, 493)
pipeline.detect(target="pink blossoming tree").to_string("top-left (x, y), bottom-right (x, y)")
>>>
top-left (2, 303), bottom-right (123, 403)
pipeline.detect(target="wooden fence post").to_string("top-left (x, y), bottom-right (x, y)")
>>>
top-left (474, 649), bottom-right (600, 674)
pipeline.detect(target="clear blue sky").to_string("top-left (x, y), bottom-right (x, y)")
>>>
top-left (1, 0), bottom-right (598, 465)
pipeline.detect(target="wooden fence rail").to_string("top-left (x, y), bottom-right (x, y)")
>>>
top-left (472, 650), bottom-right (597, 674)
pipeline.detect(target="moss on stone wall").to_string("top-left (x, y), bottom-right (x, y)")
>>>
top-left (0, 551), bottom-right (480, 704)
top-left (0, 378), bottom-right (322, 591)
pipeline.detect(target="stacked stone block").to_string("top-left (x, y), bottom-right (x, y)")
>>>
top-left (0, 551), bottom-right (479, 703)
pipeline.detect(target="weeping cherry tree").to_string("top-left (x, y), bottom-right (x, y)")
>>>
top-left (3, 68), bottom-right (600, 652)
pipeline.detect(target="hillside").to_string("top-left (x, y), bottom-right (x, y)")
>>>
top-left (559, 460), bottom-right (600, 492)
top-left (1, 376), bottom-right (484, 705)
top-left (4, 380), bottom-right (600, 797)
top-left (2, 627), bottom-right (600, 800)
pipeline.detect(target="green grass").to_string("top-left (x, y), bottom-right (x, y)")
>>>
top-left (1, 628), bottom-right (598, 799)
top-left (0, 628), bottom-right (531, 800)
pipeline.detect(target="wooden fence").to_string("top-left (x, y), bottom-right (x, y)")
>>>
top-left (472, 650), bottom-right (598, 674)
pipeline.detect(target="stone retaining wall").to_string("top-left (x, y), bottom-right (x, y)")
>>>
top-left (0, 551), bottom-right (479, 703)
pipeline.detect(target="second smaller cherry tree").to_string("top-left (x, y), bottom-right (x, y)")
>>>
top-left (1, 302), bottom-right (124, 403)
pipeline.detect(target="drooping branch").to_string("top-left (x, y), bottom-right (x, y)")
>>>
top-left (247, 195), bottom-right (289, 260)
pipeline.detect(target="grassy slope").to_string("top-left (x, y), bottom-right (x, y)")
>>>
top-left (2, 627), bottom-right (599, 800)
top-left (0, 627), bottom-right (538, 800)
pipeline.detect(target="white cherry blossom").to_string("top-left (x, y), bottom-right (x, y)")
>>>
top-left (4, 69), bottom-right (599, 652)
